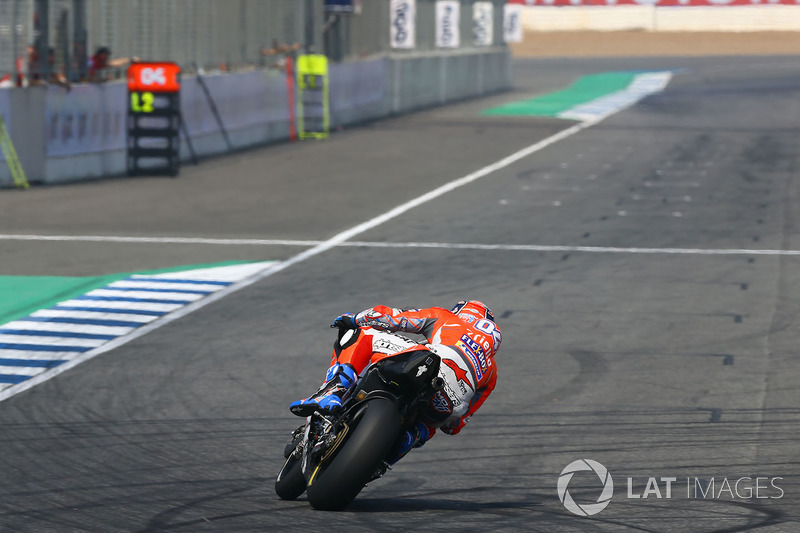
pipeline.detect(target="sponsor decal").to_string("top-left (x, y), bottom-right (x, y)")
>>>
top-left (360, 313), bottom-right (386, 328)
top-left (373, 337), bottom-right (410, 354)
top-left (442, 358), bottom-right (473, 392)
top-left (47, 84), bottom-right (126, 157)
top-left (472, 2), bottom-right (493, 47)
top-left (503, 3), bottom-right (523, 43)
top-left (477, 350), bottom-right (488, 370)
top-left (460, 313), bottom-right (477, 324)
top-left (432, 391), bottom-right (452, 413)
top-left (390, 0), bottom-right (416, 49)
top-left (456, 334), bottom-right (485, 380)
top-left (441, 379), bottom-right (461, 406)
top-left (436, 1), bottom-right (460, 48)
top-left (459, 334), bottom-right (481, 356)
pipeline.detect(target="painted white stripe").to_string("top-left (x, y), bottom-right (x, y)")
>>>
top-left (33, 309), bottom-right (158, 323)
top-left (107, 280), bottom-right (225, 293)
top-left (84, 289), bottom-right (205, 302)
top-left (2, 321), bottom-right (134, 337)
top-left (559, 72), bottom-right (673, 122)
top-left (344, 241), bottom-right (800, 257)
top-left (0, 234), bottom-right (320, 246)
top-left (0, 350), bottom-right (78, 361)
top-left (54, 299), bottom-right (182, 313)
top-left (140, 261), bottom-right (278, 282)
top-left (0, 232), bottom-right (795, 257)
top-left (0, 366), bottom-right (48, 377)
top-left (0, 335), bottom-right (105, 348)
top-left (0, 100), bottom-right (643, 403)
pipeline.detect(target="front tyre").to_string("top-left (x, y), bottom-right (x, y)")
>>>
top-left (306, 398), bottom-right (401, 511)
top-left (275, 454), bottom-right (306, 500)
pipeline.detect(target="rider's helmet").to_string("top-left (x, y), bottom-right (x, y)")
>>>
top-left (451, 300), bottom-right (502, 356)
top-left (450, 300), bottom-right (495, 323)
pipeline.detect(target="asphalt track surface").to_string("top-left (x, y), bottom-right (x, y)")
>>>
top-left (1, 55), bottom-right (799, 532)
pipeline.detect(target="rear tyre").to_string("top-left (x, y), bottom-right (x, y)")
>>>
top-left (306, 399), bottom-right (401, 511)
top-left (275, 454), bottom-right (306, 500)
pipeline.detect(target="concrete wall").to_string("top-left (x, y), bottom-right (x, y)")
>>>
top-left (0, 48), bottom-right (511, 187)
top-left (521, 5), bottom-right (800, 32)
top-left (389, 48), bottom-right (511, 112)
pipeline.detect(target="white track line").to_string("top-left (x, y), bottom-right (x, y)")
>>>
top-left (0, 115), bottom-right (631, 403)
top-left (2, 234), bottom-right (799, 257)
top-left (345, 242), bottom-right (800, 256)
top-left (0, 234), bottom-right (325, 246)
top-left (558, 72), bottom-right (673, 122)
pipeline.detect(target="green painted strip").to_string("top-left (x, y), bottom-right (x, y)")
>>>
top-left (482, 71), bottom-right (639, 117)
top-left (0, 275), bottom-right (121, 325)
top-left (0, 260), bottom-right (260, 325)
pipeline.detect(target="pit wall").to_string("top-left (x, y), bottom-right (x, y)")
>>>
top-left (521, 5), bottom-right (800, 32)
top-left (0, 48), bottom-right (510, 187)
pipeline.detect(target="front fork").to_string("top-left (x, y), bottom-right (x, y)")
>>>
top-left (297, 411), bottom-right (341, 477)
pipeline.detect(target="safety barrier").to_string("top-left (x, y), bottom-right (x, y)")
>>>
top-left (0, 48), bottom-right (511, 186)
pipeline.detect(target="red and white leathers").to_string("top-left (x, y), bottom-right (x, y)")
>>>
top-left (329, 305), bottom-right (501, 439)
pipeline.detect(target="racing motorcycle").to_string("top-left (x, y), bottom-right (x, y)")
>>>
top-left (275, 341), bottom-right (444, 511)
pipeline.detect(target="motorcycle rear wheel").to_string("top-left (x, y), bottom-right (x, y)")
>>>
top-left (306, 398), bottom-right (401, 511)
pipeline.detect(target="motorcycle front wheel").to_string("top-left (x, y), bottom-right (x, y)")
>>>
top-left (275, 454), bottom-right (306, 500)
top-left (306, 398), bottom-right (401, 511)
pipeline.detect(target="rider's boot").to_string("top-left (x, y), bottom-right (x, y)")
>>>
top-left (369, 422), bottom-right (433, 481)
top-left (289, 363), bottom-right (358, 417)
top-left (391, 422), bottom-right (433, 463)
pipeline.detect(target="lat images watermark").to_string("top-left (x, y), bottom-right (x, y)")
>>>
top-left (557, 459), bottom-right (785, 517)
top-left (557, 459), bottom-right (614, 516)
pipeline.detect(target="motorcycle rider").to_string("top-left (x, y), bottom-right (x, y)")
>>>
top-left (290, 300), bottom-right (501, 463)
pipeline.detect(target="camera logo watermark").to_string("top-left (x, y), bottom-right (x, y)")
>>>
top-left (557, 459), bottom-right (785, 517)
top-left (557, 459), bottom-right (614, 516)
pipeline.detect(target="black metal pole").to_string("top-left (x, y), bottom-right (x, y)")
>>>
top-left (192, 62), bottom-right (234, 152)
top-left (179, 116), bottom-right (199, 165)
top-left (305, 0), bottom-right (315, 53)
top-left (12, 0), bottom-right (20, 85)
top-left (35, 0), bottom-right (50, 82)
top-left (72, 0), bottom-right (87, 82)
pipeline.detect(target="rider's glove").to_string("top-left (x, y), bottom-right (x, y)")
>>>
top-left (331, 312), bottom-right (357, 330)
